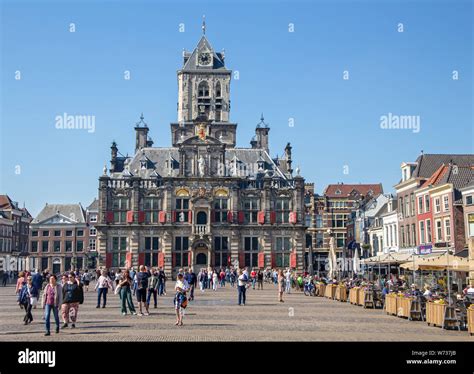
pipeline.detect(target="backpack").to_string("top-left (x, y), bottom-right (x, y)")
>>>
top-left (18, 285), bottom-right (28, 305)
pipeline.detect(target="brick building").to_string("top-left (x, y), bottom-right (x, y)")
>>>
top-left (395, 154), bottom-right (474, 254)
top-left (0, 195), bottom-right (32, 272)
top-left (29, 203), bottom-right (91, 274)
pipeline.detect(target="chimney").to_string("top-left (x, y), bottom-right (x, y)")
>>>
top-left (110, 141), bottom-right (118, 173)
top-left (135, 114), bottom-right (149, 153)
top-left (284, 142), bottom-right (293, 175)
top-left (255, 114), bottom-right (270, 152)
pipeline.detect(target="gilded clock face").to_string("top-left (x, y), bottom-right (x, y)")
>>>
top-left (198, 53), bottom-right (211, 65)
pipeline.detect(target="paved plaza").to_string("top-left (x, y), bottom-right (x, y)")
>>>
top-left (0, 283), bottom-right (471, 341)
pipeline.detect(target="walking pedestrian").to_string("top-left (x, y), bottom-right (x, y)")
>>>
top-left (117, 269), bottom-right (137, 315)
top-left (285, 269), bottom-right (292, 294)
top-left (147, 269), bottom-right (159, 309)
top-left (136, 265), bottom-right (150, 316)
top-left (278, 269), bottom-right (285, 302)
top-left (157, 268), bottom-right (166, 296)
top-left (2, 271), bottom-right (8, 286)
top-left (237, 269), bottom-right (248, 306)
top-left (81, 270), bottom-right (91, 292)
top-left (95, 269), bottom-right (113, 308)
top-left (61, 272), bottom-right (84, 329)
top-left (15, 271), bottom-right (26, 297)
top-left (42, 275), bottom-right (62, 336)
top-left (251, 269), bottom-right (257, 289)
top-left (19, 276), bottom-right (38, 325)
top-left (184, 267), bottom-right (197, 301)
top-left (173, 272), bottom-right (189, 326)
top-left (212, 270), bottom-right (218, 291)
top-left (257, 270), bottom-right (264, 290)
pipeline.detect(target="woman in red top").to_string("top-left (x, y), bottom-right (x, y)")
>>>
top-left (250, 270), bottom-right (257, 290)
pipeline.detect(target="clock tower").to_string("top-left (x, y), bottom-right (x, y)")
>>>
top-left (177, 28), bottom-right (232, 123)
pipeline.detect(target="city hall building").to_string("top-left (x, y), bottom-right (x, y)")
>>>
top-left (95, 30), bottom-right (306, 276)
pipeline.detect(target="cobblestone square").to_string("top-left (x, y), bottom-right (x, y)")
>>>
top-left (0, 283), bottom-right (470, 342)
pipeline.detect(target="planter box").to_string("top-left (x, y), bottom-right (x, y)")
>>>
top-left (397, 297), bottom-right (412, 318)
top-left (349, 287), bottom-right (360, 305)
top-left (325, 284), bottom-right (337, 299)
top-left (385, 294), bottom-right (398, 316)
top-left (426, 302), bottom-right (447, 327)
top-left (335, 285), bottom-right (347, 302)
top-left (358, 288), bottom-right (366, 306)
top-left (317, 283), bottom-right (326, 297)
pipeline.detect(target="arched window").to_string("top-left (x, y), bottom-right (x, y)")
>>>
top-left (198, 81), bottom-right (209, 97)
top-left (196, 211), bottom-right (207, 225)
top-left (215, 81), bottom-right (222, 97)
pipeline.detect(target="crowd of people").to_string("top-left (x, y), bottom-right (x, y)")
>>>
top-left (11, 266), bottom-right (331, 335)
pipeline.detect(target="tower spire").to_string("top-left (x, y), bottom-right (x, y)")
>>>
top-left (202, 15), bottom-right (206, 35)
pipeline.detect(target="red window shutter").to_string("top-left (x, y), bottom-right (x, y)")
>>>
top-left (188, 210), bottom-right (193, 223)
top-left (227, 211), bottom-right (233, 223)
top-left (239, 252), bottom-right (245, 268)
top-left (106, 211), bottom-right (114, 224)
top-left (238, 211), bottom-right (244, 224)
top-left (158, 252), bottom-right (165, 268)
top-left (138, 211), bottom-right (145, 223)
top-left (158, 211), bottom-right (166, 224)
top-left (289, 212), bottom-right (297, 224)
top-left (258, 252), bottom-right (265, 268)
top-left (172, 253), bottom-right (176, 267)
top-left (106, 253), bottom-right (112, 268)
top-left (227, 255), bottom-right (232, 266)
top-left (171, 210), bottom-right (177, 223)
top-left (270, 211), bottom-right (276, 224)
top-left (126, 252), bottom-right (132, 268)
top-left (210, 209), bottom-right (215, 223)
top-left (290, 252), bottom-right (297, 268)
top-left (257, 211), bottom-right (265, 225)
top-left (126, 211), bottom-right (134, 223)
top-left (138, 253), bottom-right (145, 266)
top-left (271, 252), bottom-right (276, 268)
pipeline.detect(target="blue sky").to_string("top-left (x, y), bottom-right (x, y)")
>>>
top-left (1, 0), bottom-right (472, 216)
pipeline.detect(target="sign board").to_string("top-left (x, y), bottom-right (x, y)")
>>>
top-left (417, 244), bottom-right (432, 255)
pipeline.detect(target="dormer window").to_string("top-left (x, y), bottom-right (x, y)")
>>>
top-left (335, 189), bottom-right (341, 195)
top-left (140, 160), bottom-right (147, 170)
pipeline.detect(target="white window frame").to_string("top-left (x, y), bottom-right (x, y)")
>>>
top-left (443, 195), bottom-right (449, 212)
top-left (444, 218), bottom-right (451, 242)
top-left (434, 198), bottom-right (441, 214)
top-left (435, 219), bottom-right (442, 242)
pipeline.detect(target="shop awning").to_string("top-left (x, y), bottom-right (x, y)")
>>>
top-left (400, 252), bottom-right (469, 272)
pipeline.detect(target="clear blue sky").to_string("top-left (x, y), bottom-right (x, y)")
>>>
top-left (1, 0), bottom-right (472, 216)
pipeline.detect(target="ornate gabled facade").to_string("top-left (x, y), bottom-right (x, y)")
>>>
top-left (96, 31), bottom-right (306, 277)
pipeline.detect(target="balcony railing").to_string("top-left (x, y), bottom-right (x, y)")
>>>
top-left (194, 224), bottom-right (208, 238)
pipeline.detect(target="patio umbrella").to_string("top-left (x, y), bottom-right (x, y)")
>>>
top-left (353, 247), bottom-right (360, 276)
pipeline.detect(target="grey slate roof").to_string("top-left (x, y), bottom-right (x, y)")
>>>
top-left (33, 204), bottom-right (86, 224)
top-left (413, 154), bottom-right (474, 179)
top-left (181, 36), bottom-right (228, 72)
top-left (112, 147), bottom-right (288, 180)
top-left (86, 198), bottom-right (99, 211)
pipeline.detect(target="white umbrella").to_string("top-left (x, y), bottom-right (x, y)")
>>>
top-left (353, 247), bottom-right (360, 276)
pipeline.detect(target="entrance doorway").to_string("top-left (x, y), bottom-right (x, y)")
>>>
top-left (196, 253), bottom-right (207, 265)
top-left (52, 258), bottom-right (61, 275)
